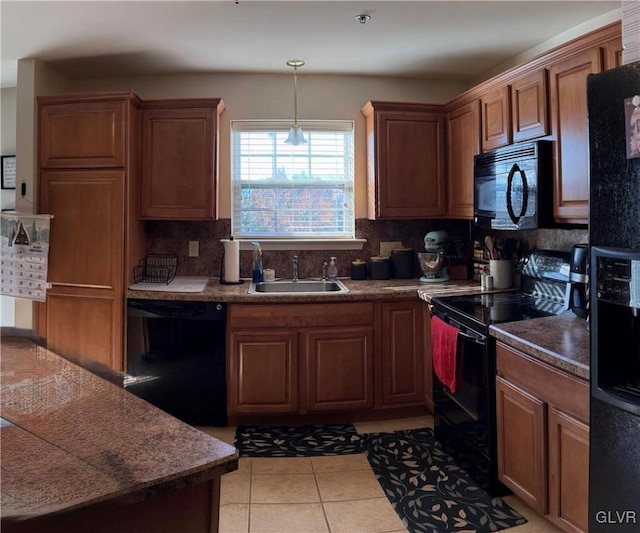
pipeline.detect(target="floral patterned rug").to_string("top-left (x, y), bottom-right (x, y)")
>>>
top-left (234, 425), bottom-right (526, 532)
top-left (362, 428), bottom-right (526, 533)
top-left (234, 423), bottom-right (364, 456)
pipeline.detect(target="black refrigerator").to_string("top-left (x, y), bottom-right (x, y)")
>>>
top-left (588, 61), bottom-right (640, 532)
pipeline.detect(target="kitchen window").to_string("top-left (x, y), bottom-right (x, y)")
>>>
top-left (231, 120), bottom-right (355, 242)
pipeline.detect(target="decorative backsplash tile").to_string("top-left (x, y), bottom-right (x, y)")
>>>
top-left (145, 219), bottom-right (588, 280)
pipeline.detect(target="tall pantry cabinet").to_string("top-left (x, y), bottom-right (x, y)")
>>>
top-left (36, 92), bottom-right (146, 371)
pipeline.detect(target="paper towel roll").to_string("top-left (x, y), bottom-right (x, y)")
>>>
top-left (221, 238), bottom-right (240, 282)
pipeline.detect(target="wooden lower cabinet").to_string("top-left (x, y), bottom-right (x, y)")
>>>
top-left (228, 330), bottom-right (298, 414)
top-left (496, 342), bottom-right (589, 533)
top-left (227, 300), bottom-right (425, 418)
top-left (305, 327), bottom-right (374, 411)
top-left (422, 302), bottom-right (434, 412)
top-left (496, 375), bottom-right (547, 514)
top-left (548, 407), bottom-right (589, 533)
top-left (381, 300), bottom-right (424, 407)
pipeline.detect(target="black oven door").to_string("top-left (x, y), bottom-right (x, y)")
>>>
top-left (430, 306), bottom-right (499, 492)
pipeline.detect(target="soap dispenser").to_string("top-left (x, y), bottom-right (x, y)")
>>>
top-left (252, 241), bottom-right (264, 282)
top-left (327, 257), bottom-right (339, 280)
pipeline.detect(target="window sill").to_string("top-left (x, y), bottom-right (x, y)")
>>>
top-left (237, 239), bottom-right (366, 251)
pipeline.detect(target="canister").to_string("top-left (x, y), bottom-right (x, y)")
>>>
top-left (368, 256), bottom-right (391, 280)
top-left (351, 259), bottom-right (367, 280)
top-left (390, 247), bottom-right (414, 278)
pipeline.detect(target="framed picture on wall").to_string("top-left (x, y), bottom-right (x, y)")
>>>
top-left (2, 156), bottom-right (16, 190)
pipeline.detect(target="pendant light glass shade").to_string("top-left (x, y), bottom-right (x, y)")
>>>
top-left (284, 60), bottom-right (307, 145)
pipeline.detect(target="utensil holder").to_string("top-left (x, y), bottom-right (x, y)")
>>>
top-left (489, 259), bottom-right (512, 289)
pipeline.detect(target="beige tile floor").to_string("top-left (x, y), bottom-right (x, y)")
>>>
top-left (200, 416), bottom-right (561, 533)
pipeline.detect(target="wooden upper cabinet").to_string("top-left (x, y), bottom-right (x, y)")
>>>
top-left (140, 99), bottom-right (224, 220)
top-left (602, 37), bottom-right (623, 70)
top-left (362, 101), bottom-right (447, 219)
top-left (511, 70), bottom-right (549, 143)
top-left (39, 169), bottom-right (125, 289)
top-left (446, 100), bottom-right (480, 219)
top-left (549, 48), bottom-right (602, 224)
top-left (481, 85), bottom-right (511, 151)
top-left (39, 99), bottom-right (127, 169)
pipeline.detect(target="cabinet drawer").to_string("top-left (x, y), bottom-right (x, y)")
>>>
top-left (228, 302), bottom-right (374, 329)
top-left (496, 342), bottom-right (589, 423)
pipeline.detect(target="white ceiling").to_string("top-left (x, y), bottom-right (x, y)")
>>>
top-left (0, 0), bottom-right (621, 88)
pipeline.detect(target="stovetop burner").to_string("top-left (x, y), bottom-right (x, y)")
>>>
top-left (433, 291), bottom-right (566, 329)
top-left (432, 250), bottom-right (572, 331)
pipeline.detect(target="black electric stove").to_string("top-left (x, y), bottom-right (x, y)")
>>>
top-left (429, 249), bottom-right (572, 496)
top-left (433, 249), bottom-right (572, 331)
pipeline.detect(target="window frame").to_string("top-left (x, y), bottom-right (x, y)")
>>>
top-left (230, 119), bottom-right (356, 243)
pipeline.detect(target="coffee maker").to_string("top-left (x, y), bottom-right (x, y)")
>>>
top-left (569, 244), bottom-right (589, 319)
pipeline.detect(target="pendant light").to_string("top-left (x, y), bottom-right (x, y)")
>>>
top-left (284, 59), bottom-right (307, 145)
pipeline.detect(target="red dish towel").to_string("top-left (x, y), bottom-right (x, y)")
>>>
top-left (431, 315), bottom-right (460, 393)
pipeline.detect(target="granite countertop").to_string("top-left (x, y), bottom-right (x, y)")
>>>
top-left (489, 311), bottom-right (590, 380)
top-left (127, 277), bottom-right (485, 303)
top-left (0, 337), bottom-right (238, 521)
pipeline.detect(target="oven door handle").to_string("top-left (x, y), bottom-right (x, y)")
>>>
top-left (458, 331), bottom-right (487, 346)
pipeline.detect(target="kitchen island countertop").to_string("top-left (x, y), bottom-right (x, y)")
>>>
top-left (490, 311), bottom-right (590, 380)
top-left (0, 336), bottom-right (238, 525)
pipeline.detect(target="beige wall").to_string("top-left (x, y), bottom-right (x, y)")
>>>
top-left (11, 59), bottom-right (72, 330)
top-left (1, 87), bottom-right (17, 327)
top-left (70, 72), bottom-right (467, 218)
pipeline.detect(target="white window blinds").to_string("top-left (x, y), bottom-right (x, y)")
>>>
top-left (231, 120), bottom-right (355, 239)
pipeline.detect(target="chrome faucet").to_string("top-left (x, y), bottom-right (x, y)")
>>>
top-left (292, 255), bottom-right (299, 281)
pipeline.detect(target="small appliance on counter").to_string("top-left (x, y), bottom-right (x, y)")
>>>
top-left (569, 243), bottom-right (589, 319)
top-left (417, 230), bottom-right (450, 283)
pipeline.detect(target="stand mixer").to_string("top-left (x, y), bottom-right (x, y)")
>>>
top-left (417, 230), bottom-right (450, 283)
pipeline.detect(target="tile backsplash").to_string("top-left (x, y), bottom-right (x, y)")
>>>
top-left (146, 218), bottom-right (471, 279)
top-left (145, 218), bottom-right (588, 280)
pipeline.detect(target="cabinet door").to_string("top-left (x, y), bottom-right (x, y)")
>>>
top-left (423, 303), bottom-right (434, 412)
top-left (40, 170), bottom-right (125, 289)
top-left (39, 169), bottom-right (125, 371)
top-left (305, 327), bottom-right (374, 412)
top-left (39, 100), bottom-right (126, 168)
top-left (549, 49), bottom-right (602, 224)
top-left (602, 37), bottom-right (623, 71)
top-left (363, 103), bottom-right (447, 219)
top-left (511, 70), bottom-right (549, 143)
top-left (45, 287), bottom-right (122, 371)
top-left (140, 104), bottom-right (220, 220)
top-left (447, 101), bottom-right (481, 218)
top-left (228, 330), bottom-right (298, 414)
top-left (481, 86), bottom-right (511, 151)
top-left (496, 375), bottom-right (548, 514)
top-left (548, 407), bottom-right (589, 533)
top-left (381, 300), bottom-right (424, 406)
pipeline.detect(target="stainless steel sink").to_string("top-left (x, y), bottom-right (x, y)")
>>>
top-left (248, 279), bottom-right (350, 295)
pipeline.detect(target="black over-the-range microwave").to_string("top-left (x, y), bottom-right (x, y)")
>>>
top-left (473, 140), bottom-right (553, 230)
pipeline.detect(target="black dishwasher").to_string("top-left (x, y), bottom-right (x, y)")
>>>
top-left (126, 299), bottom-right (227, 426)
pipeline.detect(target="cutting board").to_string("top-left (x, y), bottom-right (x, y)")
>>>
top-left (128, 276), bottom-right (209, 293)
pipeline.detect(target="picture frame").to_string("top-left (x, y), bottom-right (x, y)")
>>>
top-left (2, 155), bottom-right (16, 190)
